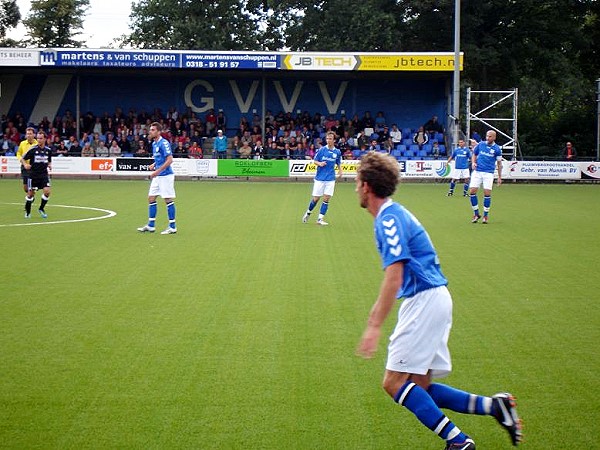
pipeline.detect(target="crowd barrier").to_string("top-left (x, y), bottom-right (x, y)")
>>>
top-left (1, 157), bottom-right (599, 180)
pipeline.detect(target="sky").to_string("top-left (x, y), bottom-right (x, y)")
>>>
top-left (8, 0), bottom-right (132, 48)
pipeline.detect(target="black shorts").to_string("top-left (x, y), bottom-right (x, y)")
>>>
top-left (28, 176), bottom-right (51, 191)
top-left (21, 168), bottom-right (30, 184)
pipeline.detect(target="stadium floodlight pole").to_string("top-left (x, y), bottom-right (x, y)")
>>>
top-left (452, 0), bottom-right (461, 149)
top-left (596, 78), bottom-right (600, 161)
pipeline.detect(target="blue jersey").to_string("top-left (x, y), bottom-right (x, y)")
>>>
top-left (152, 136), bottom-right (174, 176)
top-left (473, 141), bottom-right (502, 173)
top-left (314, 145), bottom-right (341, 181)
top-left (375, 200), bottom-right (448, 298)
top-left (451, 146), bottom-right (471, 170)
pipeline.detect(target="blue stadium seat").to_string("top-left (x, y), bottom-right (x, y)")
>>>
top-left (402, 128), bottom-right (412, 137)
top-left (395, 144), bottom-right (406, 152)
top-left (438, 144), bottom-right (446, 155)
top-left (422, 144), bottom-right (432, 154)
top-left (435, 132), bottom-right (444, 143)
top-left (403, 138), bottom-right (413, 147)
top-left (409, 144), bottom-right (420, 153)
top-left (391, 149), bottom-right (403, 159)
top-left (418, 149), bottom-right (428, 158)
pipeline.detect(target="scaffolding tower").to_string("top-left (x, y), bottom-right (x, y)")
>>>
top-left (466, 88), bottom-right (519, 160)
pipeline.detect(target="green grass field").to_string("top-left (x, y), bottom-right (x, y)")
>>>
top-left (1, 178), bottom-right (599, 449)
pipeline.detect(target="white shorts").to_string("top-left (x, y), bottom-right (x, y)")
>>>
top-left (469, 170), bottom-right (494, 190)
top-left (148, 174), bottom-right (176, 199)
top-left (386, 285), bottom-right (453, 379)
top-left (451, 168), bottom-right (471, 180)
top-left (312, 180), bottom-right (336, 197)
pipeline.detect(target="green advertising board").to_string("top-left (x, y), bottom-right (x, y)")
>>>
top-left (217, 160), bottom-right (289, 177)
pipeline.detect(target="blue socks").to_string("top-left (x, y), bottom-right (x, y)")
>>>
top-left (307, 199), bottom-right (317, 212)
top-left (167, 201), bottom-right (176, 229)
top-left (483, 195), bottom-right (491, 217)
top-left (148, 202), bottom-right (157, 228)
top-left (470, 194), bottom-right (479, 216)
top-left (319, 201), bottom-right (329, 216)
top-left (428, 383), bottom-right (491, 415)
top-left (395, 382), bottom-right (467, 444)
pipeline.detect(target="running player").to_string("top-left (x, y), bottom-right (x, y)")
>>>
top-left (301, 131), bottom-right (343, 226)
top-left (21, 130), bottom-right (52, 219)
top-left (356, 152), bottom-right (522, 449)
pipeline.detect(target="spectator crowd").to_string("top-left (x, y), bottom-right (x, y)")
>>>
top-left (1, 107), bottom-right (449, 161)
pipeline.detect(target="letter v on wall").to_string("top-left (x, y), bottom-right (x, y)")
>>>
top-left (318, 81), bottom-right (348, 114)
top-left (229, 80), bottom-right (260, 114)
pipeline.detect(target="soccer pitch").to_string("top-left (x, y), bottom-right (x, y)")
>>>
top-left (1, 178), bottom-right (599, 449)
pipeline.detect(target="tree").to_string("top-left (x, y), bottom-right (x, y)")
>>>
top-left (23, 0), bottom-right (90, 48)
top-left (0, 0), bottom-right (20, 46)
top-left (384, 0), bottom-right (599, 158)
top-left (123, 0), bottom-right (275, 50)
top-left (267, 0), bottom-right (404, 51)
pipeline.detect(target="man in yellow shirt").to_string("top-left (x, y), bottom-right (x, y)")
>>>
top-left (16, 127), bottom-right (38, 193)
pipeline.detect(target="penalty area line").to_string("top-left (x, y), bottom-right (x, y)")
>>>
top-left (0, 203), bottom-right (117, 227)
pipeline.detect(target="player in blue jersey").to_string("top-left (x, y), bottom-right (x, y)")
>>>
top-left (137, 122), bottom-right (177, 234)
top-left (301, 131), bottom-right (343, 226)
top-left (446, 139), bottom-right (471, 197)
top-left (355, 152), bottom-right (522, 449)
top-left (469, 130), bottom-right (503, 224)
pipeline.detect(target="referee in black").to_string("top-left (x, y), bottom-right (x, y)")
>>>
top-left (22, 130), bottom-right (52, 219)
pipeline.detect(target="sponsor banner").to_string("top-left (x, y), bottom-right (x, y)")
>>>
top-left (581, 162), bottom-right (600, 179)
top-left (507, 161), bottom-right (581, 179)
top-left (114, 158), bottom-right (217, 176)
top-left (3, 156), bottom-right (597, 180)
top-left (0, 50), bottom-right (39, 67)
top-left (91, 158), bottom-right (116, 172)
top-left (289, 160), bottom-right (360, 177)
top-left (403, 160), bottom-right (453, 178)
top-left (358, 54), bottom-right (463, 72)
top-left (36, 49), bottom-right (279, 70)
top-left (40, 50), bottom-right (181, 68)
top-left (218, 159), bottom-right (289, 177)
top-left (182, 53), bottom-right (279, 70)
top-left (170, 158), bottom-right (218, 176)
top-left (283, 53), bottom-right (462, 72)
top-left (1, 156), bottom-right (22, 173)
top-left (283, 54), bottom-right (359, 71)
top-left (187, 159), bottom-right (218, 177)
top-left (115, 158), bottom-right (153, 172)
top-left (51, 157), bottom-right (82, 174)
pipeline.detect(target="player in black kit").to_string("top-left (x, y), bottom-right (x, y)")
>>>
top-left (21, 130), bottom-right (52, 219)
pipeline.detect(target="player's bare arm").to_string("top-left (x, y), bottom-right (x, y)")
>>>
top-left (357, 262), bottom-right (404, 359)
top-left (496, 161), bottom-right (502, 186)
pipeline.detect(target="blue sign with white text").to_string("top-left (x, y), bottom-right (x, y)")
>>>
top-left (182, 53), bottom-right (279, 70)
top-left (40, 50), bottom-right (180, 68)
top-left (39, 50), bottom-right (280, 70)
